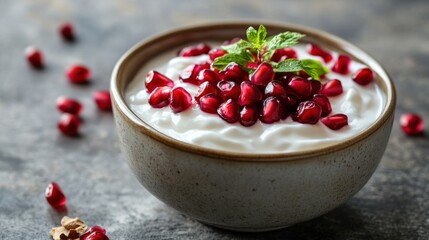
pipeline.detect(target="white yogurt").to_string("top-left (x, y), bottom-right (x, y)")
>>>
top-left (126, 45), bottom-right (386, 153)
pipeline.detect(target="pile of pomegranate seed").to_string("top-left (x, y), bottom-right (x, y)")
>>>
top-left (45, 182), bottom-right (67, 210)
top-left (400, 113), bottom-right (424, 136)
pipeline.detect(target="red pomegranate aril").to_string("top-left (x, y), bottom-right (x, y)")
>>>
top-left (400, 113), bottom-right (424, 136)
top-left (217, 99), bottom-right (240, 123)
top-left (238, 81), bottom-right (262, 106)
top-left (80, 231), bottom-right (109, 240)
top-left (220, 62), bottom-right (247, 82)
top-left (25, 46), bottom-right (43, 69)
top-left (276, 73), bottom-right (298, 85)
top-left (57, 97), bottom-right (83, 115)
top-left (208, 48), bottom-right (227, 61)
top-left (179, 64), bottom-right (199, 85)
top-left (320, 79), bottom-right (343, 97)
top-left (170, 87), bottom-right (193, 113)
top-left (197, 69), bottom-right (220, 85)
top-left (271, 48), bottom-right (298, 62)
top-left (80, 226), bottom-right (107, 240)
top-left (288, 77), bottom-right (313, 100)
top-left (66, 64), bottom-right (91, 84)
top-left (246, 62), bottom-right (259, 70)
top-left (93, 91), bottom-right (112, 111)
top-left (179, 43), bottom-right (211, 57)
top-left (312, 94), bottom-right (332, 117)
top-left (148, 87), bottom-right (171, 108)
top-left (145, 70), bottom-right (174, 93)
top-left (195, 81), bottom-right (218, 102)
top-left (217, 80), bottom-right (240, 101)
top-left (251, 62), bottom-right (275, 86)
top-left (199, 93), bottom-right (223, 114)
top-left (45, 182), bottom-right (66, 210)
top-left (240, 105), bottom-right (259, 127)
top-left (307, 43), bottom-right (333, 63)
top-left (293, 101), bottom-right (322, 124)
top-left (58, 113), bottom-right (80, 136)
top-left (332, 55), bottom-right (351, 74)
top-left (265, 80), bottom-right (287, 99)
top-left (59, 22), bottom-right (75, 41)
top-left (310, 80), bottom-right (322, 95)
top-left (260, 97), bottom-right (282, 124)
top-left (283, 92), bottom-right (300, 112)
top-left (352, 68), bottom-right (374, 86)
top-left (321, 114), bottom-right (348, 130)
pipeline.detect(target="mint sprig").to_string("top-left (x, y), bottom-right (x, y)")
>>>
top-left (212, 25), bottom-right (329, 80)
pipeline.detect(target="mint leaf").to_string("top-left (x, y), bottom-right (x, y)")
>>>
top-left (272, 59), bottom-right (303, 72)
top-left (212, 52), bottom-right (253, 70)
top-left (256, 25), bottom-right (267, 48)
top-left (246, 25), bottom-right (267, 48)
top-left (246, 26), bottom-right (258, 46)
top-left (300, 59), bottom-right (329, 80)
top-left (265, 32), bottom-right (305, 52)
top-left (221, 39), bottom-right (253, 54)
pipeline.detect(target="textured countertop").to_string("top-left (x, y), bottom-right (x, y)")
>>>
top-left (1, 0), bottom-right (428, 239)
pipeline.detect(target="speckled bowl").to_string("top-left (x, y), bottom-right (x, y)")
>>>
top-left (110, 21), bottom-right (395, 232)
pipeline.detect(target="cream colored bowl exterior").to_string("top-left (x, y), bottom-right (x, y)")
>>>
top-left (111, 22), bottom-right (395, 231)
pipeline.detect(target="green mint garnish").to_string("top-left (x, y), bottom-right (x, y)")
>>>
top-left (213, 24), bottom-right (329, 80)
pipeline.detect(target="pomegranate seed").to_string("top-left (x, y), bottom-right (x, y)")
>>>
top-left (195, 81), bottom-right (218, 102)
top-left (312, 94), bottom-right (332, 117)
top-left (283, 92), bottom-right (301, 113)
top-left (271, 48), bottom-right (298, 62)
top-left (238, 81), bottom-right (262, 106)
top-left (148, 87), bottom-right (171, 108)
top-left (80, 231), bottom-right (109, 240)
top-left (25, 46), bottom-right (44, 69)
top-left (293, 101), bottom-right (322, 124)
top-left (45, 182), bottom-right (66, 210)
top-left (251, 62), bottom-right (275, 86)
top-left (276, 73), bottom-right (297, 85)
top-left (145, 70), bottom-right (174, 93)
top-left (58, 113), bottom-right (80, 136)
top-left (260, 97), bottom-right (282, 124)
top-left (352, 68), bottom-right (374, 86)
top-left (288, 77), bottom-right (313, 100)
top-left (217, 80), bottom-right (240, 101)
top-left (197, 69), bottom-right (220, 85)
top-left (208, 48), bottom-right (227, 61)
top-left (66, 64), bottom-right (91, 84)
top-left (170, 87), bottom-right (193, 113)
top-left (307, 43), bottom-right (333, 63)
top-left (332, 55), bottom-right (351, 74)
top-left (310, 80), bottom-right (322, 95)
top-left (57, 97), bottom-right (83, 115)
top-left (400, 113), bottom-right (424, 136)
top-left (220, 62), bottom-right (247, 82)
top-left (320, 79), bottom-right (343, 97)
top-left (217, 99), bottom-right (240, 123)
top-left (240, 105), bottom-right (259, 127)
top-left (179, 43), bottom-right (211, 57)
top-left (265, 80), bottom-right (287, 99)
top-left (180, 63), bottom-right (210, 85)
top-left (246, 62), bottom-right (260, 70)
top-left (198, 93), bottom-right (223, 114)
top-left (80, 226), bottom-right (107, 240)
top-left (321, 114), bottom-right (348, 130)
top-left (93, 91), bottom-right (112, 111)
top-left (59, 22), bottom-right (75, 41)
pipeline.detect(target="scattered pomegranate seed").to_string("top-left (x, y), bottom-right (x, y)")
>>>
top-left (66, 64), bottom-right (91, 84)
top-left (80, 226), bottom-right (107, 240)
top-left (198, 93), bottom-right (223, 114)
top-left (251, 62), bottom-right (275, 86)
top-left (197, 69), bottom-right (220, 85)
top-left (307, 43), bottom-right (333, 63)
top-left (93, 91), bottom-right (112, 111)
top-left (170, 87), bottom-right (193, 113)
top-left (148, 87), bottom-right (172, 108)
top-left (271, 48), bottom-right (298, 62)
top-left (80, 231), bottom-right (109, 240)
top-left (240, 105), bottom-right (259, 127)
top-left (58, 113), bottom-right (80, 136)
top-left (332, 55), bottom-right (351, 74)
top-left (321, 114), bottom-right (348, 130)
top-left (145, 70), bottom-right (174, 93)
top-left (312, 94), bottom-right (332, 117)
top-left (320, 79), bottom-right (343, 97)
top-left (179, 43), bottom-right (211, 57)
top-left (238, 81), bottom-right (262, 106)
top-left (265, 80), bottom-right (287, 99)
top-left (217, 80), bottom-right (240, 101)
top-left (400, 113), bottom-right (424, 136)
top-left (288, 77), bottom-right (313, 100)
top-left (208, 48), bottom-right (227, 61)
top-left (59, 22), bottom-right (75, 41)
top-left (25, 46), bottom-right (44, 69)
top-left (217, 99), bottom-right (240, 123)
top-left (260, 97), bottom-right (282, 124)
top-left (45, 182), bottom-right (66, 210)
top-left (56, 97), bottom-right (83, 115)
top-left (293, 101), bottom-right (322, 124)
top-left (352, 68), bottom-right (374, 86)
top-left (195, 81), bottom-right (218, 102)
top-left (220, 62), bottom-right (247, 82)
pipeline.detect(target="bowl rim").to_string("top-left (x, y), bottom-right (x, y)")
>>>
top-left (110, 20), bottom-right (396, 162)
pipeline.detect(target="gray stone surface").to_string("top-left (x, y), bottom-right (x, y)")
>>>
top-left (0, 0), bottom-right (428, 239)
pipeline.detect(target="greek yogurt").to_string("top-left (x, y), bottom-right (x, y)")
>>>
top-left (126, 44), bottom-right (386, 153)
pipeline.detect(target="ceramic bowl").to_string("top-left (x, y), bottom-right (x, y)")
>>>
top-left (110, 21), bottom-right (395, 232)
